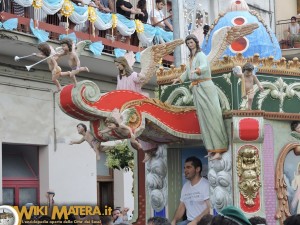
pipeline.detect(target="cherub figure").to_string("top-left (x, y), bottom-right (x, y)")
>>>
top-left (70, 123), bottom-right (101, 160)
top-left (99, 117), bottom-right (142, 152)
top-left (58, 38), bottom-right (89, 87)
top-left (291, 121), bottom-right (300, 139)
top-left (35, 43), bottom-right (71, 92)
top-left (233, 63), bottom-right (264, 110)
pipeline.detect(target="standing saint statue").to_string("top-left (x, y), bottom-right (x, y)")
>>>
top-left (173, 34), bottom-right (228, 160)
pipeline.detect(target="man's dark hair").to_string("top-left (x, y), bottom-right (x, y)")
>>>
top-left (197, 214), bottom-right (213, 225)
top-left (185, 156), bottom-right (202, 173)
top-left (284, 215), bottom-right (300, 225)
top-left (156, 0), bottom-right (165, 5)
top-left (147, 217), bottom-right (171, 225)
top-left (77, 123), bottom-right (87, 132)
top-left (291, 121), bottom-right (300, 131)
top-left (203, 25), bottom-right (210, 36)
top-left (249, 216), bottom-right (267, 225)
top-left (100, 216), bottom-right (113, 225)
top-left (211, 215), bottom-right (239, 225)
top-left (291, 16), bottom-right (297, 21)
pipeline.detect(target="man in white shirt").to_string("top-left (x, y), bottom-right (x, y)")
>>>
top-left (150, 0), bottom-right (173, 32)
top-left (171, 156), bottom-right (210, 225)
top-left (288, 16), bottom-right (300, 48)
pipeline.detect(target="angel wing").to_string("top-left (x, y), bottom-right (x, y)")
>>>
top-left (140, 39), bottom-right (184, 86)
top-left (207, 23), bottom-right (259, 64)
top-left (49, 45), bottom-right (57, 56)
top-left (110, 108), bottom-right (123, 125)
top-left (192, 26), bottom-right (205, 46)
top-left (124, 51), bottom-right (136, 69)
top-left (110, 108), bottom-right (137, 127)
top-left (75, 40), bottom-right (92, 57)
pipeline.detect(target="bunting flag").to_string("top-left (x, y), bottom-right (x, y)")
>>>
top-left (89, 41), bottom-right (104, 56)
top-left (59, 32), bottom-right (77, 43)
top-left (114, 48), bottom-right (126, 58)
top-left (29, 19), bottom-right (49, 42)
top-left (0, 18), bottom-right (18, 30)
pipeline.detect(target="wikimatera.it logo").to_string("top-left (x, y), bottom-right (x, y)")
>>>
top-left (0, 205), bottom-right (113, 225)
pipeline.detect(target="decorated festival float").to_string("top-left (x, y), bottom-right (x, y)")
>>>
top-left (55, 1), bottom-right (300, 225)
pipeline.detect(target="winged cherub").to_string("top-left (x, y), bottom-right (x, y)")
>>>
top-left (58, 38), bottom-right (90, 87)
top-left (34, 43), bottom-right (71, 92)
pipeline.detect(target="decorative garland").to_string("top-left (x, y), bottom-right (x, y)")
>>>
top-left (88, 6), bottom-right (97, 37)
top-left (32, 0), bottom-right (43, 9)
top-left (135, 19), bottom-right (144, 33)
top-left (61, 0), bottom-right (74, 33)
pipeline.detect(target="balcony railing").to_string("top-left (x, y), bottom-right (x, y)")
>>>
top-left (276, 19), bottom-right (300, 49)
top-left (0, 8), bottom-right (174, 66)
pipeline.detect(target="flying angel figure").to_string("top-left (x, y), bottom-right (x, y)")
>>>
top-left (57, 38), bottom-right (90, 87)
top-left (33, 43), bottom-right (72, 92)
top-left (114, 39), bottom-right (184, 96)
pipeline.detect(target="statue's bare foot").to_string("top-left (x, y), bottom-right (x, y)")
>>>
top-left (209, 152), bottom-right (222, 161)
top-left (206, 152), bottom-right (222, 161)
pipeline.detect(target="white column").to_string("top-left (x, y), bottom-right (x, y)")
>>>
top-left (173, 0), bottom-right (188, 66)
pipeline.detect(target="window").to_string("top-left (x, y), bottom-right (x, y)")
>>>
top-left (97, 151), bottom-right (113, 208)
top-left (2, 144), bottom-right (39, 206)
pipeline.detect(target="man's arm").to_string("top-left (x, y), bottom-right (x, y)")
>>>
top-left (152, 16), bottom-right (165, 28)
top-left (96, 1), bottom-right (111, 13)
top-left (171, 202), bottom-right (186, 225)
top-left (187, 200), bottom-right (210, 225)
top-left (164, 19), bottom-right (173, 32)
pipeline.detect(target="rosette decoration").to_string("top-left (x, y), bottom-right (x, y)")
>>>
top-left (32, 0), bottom-right (42, 8)
top-left (61, 0), bottom-right (74, 33)
top-left (88, 6), bottom-right (97, 37)
top-left (32, 0), bottom-right (43, 28)
top-left (134, 19), bottom-right (144, 33)
top-left (111, 13), bottom-right (118, 41)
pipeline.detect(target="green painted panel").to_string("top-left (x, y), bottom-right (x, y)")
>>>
top-left (159, 73), bottom-right (300, 113)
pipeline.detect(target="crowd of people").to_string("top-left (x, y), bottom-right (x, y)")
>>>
top-left (1, 0), bottom-right (173, 45)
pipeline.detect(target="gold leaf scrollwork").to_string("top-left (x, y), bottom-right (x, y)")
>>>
top-left (237, 146), bottom-right (261, 206)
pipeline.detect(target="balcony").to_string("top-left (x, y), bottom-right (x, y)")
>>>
top-left (0, 3), bottom-right (174, 89)
top-left (276, 18), bottom-right (300, 60)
